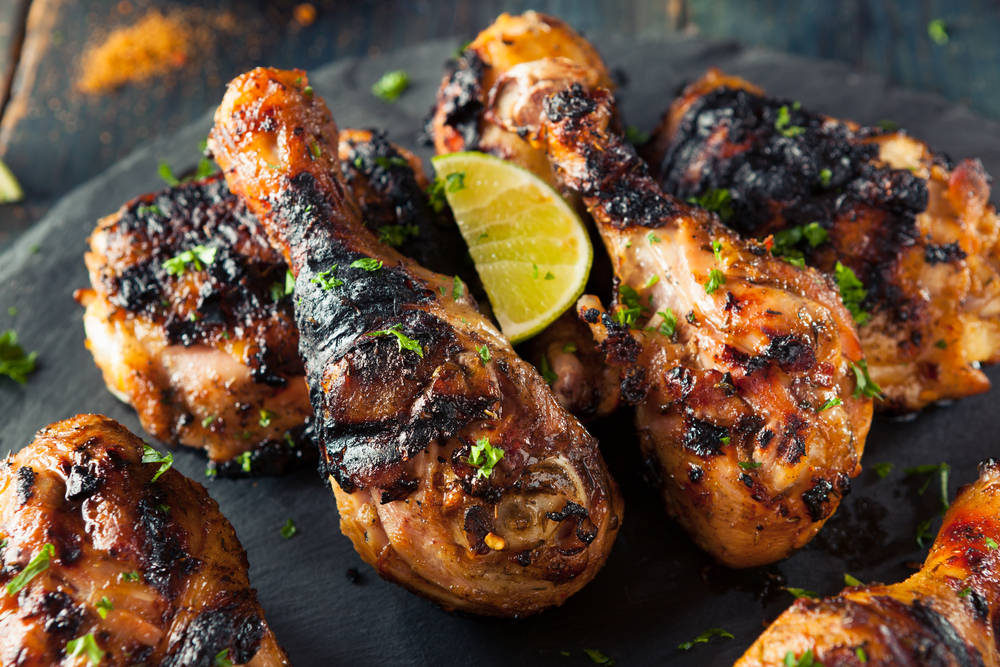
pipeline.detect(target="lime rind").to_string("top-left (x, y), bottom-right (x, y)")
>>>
top-left (0, 159), bottom-right (24, 204)
top-left (432, 151), bottom-right (592, 343)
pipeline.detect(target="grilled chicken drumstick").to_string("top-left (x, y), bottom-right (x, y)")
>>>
top-left (495, 70), bottom-right (873, 566)
top-left (0, 414), bottom-right (288, 666)
top-left (209, 67), bottom-right (622, 616)
top-left (77, 129), bottom-right (464, 476)
top-left (645, 70), bottom-right (1000, 412)
top-left (737, 458), bottom-right (1000, 666)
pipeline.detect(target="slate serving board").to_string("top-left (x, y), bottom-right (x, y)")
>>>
top-left (2, 34), bottom-right (999, 667)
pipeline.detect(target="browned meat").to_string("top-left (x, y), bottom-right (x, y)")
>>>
top-left (645, 69), bottom-right (1000, 412)
top-left (76, 130), bottom-right (463, 476)
top-left (209, 67), bottom-right (622, 616)
top-left (0, 414), bottom-right (288, 666)
top-left (737, 458), bottom-right (1000, 666)
top-left (496, 72), bottom-right (872, 567)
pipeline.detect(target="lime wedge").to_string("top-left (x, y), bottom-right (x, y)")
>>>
top-left (432, 151), bottom-right (592, 343)
top-left (0, 159), bottom-right (23, 203)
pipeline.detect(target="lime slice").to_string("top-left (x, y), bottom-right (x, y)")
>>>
top-left (0, 159), bottom-right (23, 203)
top-left (432, 151), bottom-right (592, 343)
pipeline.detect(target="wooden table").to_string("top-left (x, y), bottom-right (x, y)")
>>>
top-left (0, 0), bottom-right (997, 250)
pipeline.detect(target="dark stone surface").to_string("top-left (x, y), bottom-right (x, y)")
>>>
top-left (1, 36), bottom-right (999, 666)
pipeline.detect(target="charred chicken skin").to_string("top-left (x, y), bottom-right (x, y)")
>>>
top-left (77, 130), bottom-right (462, 476)
top-left (0, 414), bottom-right (288, 666)
top-left (497, 72), bottom-right (872, 567)
top-left (646, 69), bottom-right (1000, 412)
top-left (209, 67), bottom-right (622, 616)
top-left (737, 458), bottom-right (1000, 666)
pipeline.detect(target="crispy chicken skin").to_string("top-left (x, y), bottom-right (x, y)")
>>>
top-left (646, 69), bottom-right (1000, 412)
top-left (737, 458), bottom-right (1000, 666)
top-left (209, 68), bottom-right (622, 616)
top-left (76, 130), bottom-right (461, 476)
top-left (0, 414), bottom-right (288, 666)
top-left (504, 76), bottom-right (872, 567)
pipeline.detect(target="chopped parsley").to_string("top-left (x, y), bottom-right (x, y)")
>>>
top-left (6, 543), bottom-right (54, 595)
top-left (959, 586), bottom-right (973, 597)
top-left (311, 265), bottom-right (344, 290)
top-left (374, 155), bottom-right (408, 169)
top-left (877, 119), bottom-right (900, 132)
top-left (775, 104), bottom-right (805, 138)
top-left (562, 343), bottom-right (577, 353)
top-left (366, 323), bottom-right (423, 358)
top-left (819, 168), bottom-right (832, 187)
top-left (236, 451), bottom-right (252, 473)
top-left (704, 269), bottom-right (726, 294)
top-left (985, 536), bottom-right (998, 550)
top-left (849, 359), bottom-right (883, 400)
top-left (915, 517), bottom-right (935, 548)
top-left (644, 274), bottom-right (659, 288)
top-left (258, 409), bottom-right (274, 428)
top-left (378, 223), bottom-right (419, 247)
top-left (136, 203), bottom-right (162, 217)
top-left (834, 261), bottom-right (871, 325)
top-left (309, 141), bottom-right (322, 159)
top-left (7, 306), bottom-right (15, 316)
top-left (934, 339), bottom-right (948, 349)
top-left (427, 179), bottom-right (447, 213)
top-left (141, 444), bottom-right (173, 482)
top-left (625, 125), bottom-right (649, 145)
top-left (783, 650), bottom-right (821, 667)
top-left (784, 587), bottom-right (818, 599)
top-left (201, 415), bottom-right (216, 428)
top-left (677, 627), bottom-right (734, 651)
top-left (158, 161), bottom-right (180, 186)
top-left (214, 648), bottom-right (234, 667)
top-left (583, 648), bottom-right (615, 665)
top-left (372, 69), bottom-right (409, 102)
top-left (163, 245), bottom-right (217, 276)
top-left (711, 239), bottom-right (724, 262)
top-left (844, 573), bottom-right (864, 586)
top-left (647, 231), bottom-right (661, 244)
top-left (477, 345), bottom-right (491, 364)
top-left (445, 171), bottom-right (465, 192)
top-left (539, 354), bottom-right (557, 384)
top-left (119, 570), bottom-right (140, 582)
top-left (271, 269), bottom-right (295, 301)
top-left (0, 329), bottom-right (37, 384)
top-left (280, 519), bottom-right (297, 539)
top-left (738, 461), bottom-right (761, 470)
top-left (614, 285), bottom-right (643, 328)
top-left (928, 19), bottom-right (949, 45)
top-left (66, 633), bottom-right (104, 665)
top-left (350, 257), bottom-right (383, 271)
top-left (771, 222), bottom-right (827, 266)
top-left (657, 308), bottom-right (677, 337)
top-left (871, 462), bottom-right (894, 479)
top-left (544, 271), bottom-right (555, 280)
top-left (452, 275), bottom-right (465, 298)
top-left (467, 436), bottom-right (504, 479)
top-left (688, 188), bottom-right (733, 221)
top-left (856, 646), bottom-right (868, 663)
top-left (904, 462), bottom-right (950, 510)
top-left (817, 396), bottom-right (842, 412)
top-left (96, 595), bottom-right (113, 619)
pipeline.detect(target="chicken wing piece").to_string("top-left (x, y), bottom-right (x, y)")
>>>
top-left (76, 130), bottom-right (462, 477)
top-left (737, 458), bottom-right (1000, 666)
top-left (523, 80), bottom-right (872, 567)
top-left (209, 67), bottom-right (622, 616)
top-left (0, 414), bottom-right (287, 666)
top-left (645, 69), bottom-right (1000, 412)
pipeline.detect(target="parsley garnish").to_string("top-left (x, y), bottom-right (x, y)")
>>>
top-left (6, 543), bottom-right (54, 595)
top-left (783, 650), bottom-right (821, 667)
top-left (280, 518), bottom-right (297, 539)
top-left (163, 245), bottom-right (217, 276)
top-left (544, 271), bottom-right (555, 280)
top-left (378, 223), bottom-right (419, 247)
top-left (871, 462), bottom-right (894, 479)
top-left (844, 573), bottom-right (864, 586)
top-left (236, 451), bottom-right (252, 473)
top-left (625, 125), bottom-right (649, 145)
top-left (688, 188), bottom-right (733, 221)
top-left (915, 517), bottom-right (935, 548)
top-left (644, 274), bottom-right (659, 288)
top-left (775, 104), bottom-right (805, 137)
top-left (374, 155), bottom-right (408, 169)
top-left (201, 415), bottom-right (216, 427)
top-left (158, 161), bottom-right (180, 186)
top-left (704, 269), bottom-right (725, 294)
top-left (928, 19), bottom-right (949, 45)
top-left (96, 596), bottom-right (113, 619)
top-left (834, 261), bottom-right (870, 325)
top-left (818, 396), bottom-right (842, 412)
top-left (214, 648), bottom-right (234, 667)
top-left (583, 648), bottom-right (615, 665)
top-left (562, 343), bottom-right (577, 353)
top-left (905, 462), bottom-right (951, 510)
top-left (141, 444), bottom-right (173, 482)
top-left (856, 646), bottom-right (868, 663)
top-left (351, 258), bottom-right (382, 271)
top-left (271, 269), bottom-right (295, 301)
top-left (307, 141), bottom-right (322, 160)
top-left (539, 354), bottom-right (557, 384)
top-left (137, 203), bottom-right (162, 217)
top-left (657, 309), bottom-right (677, 337)
top-left (119, 571), bottom-right (140, 582)
top-left (934, 339), bottom-right (948, 349)
top-left (985, 537), bottom-right (998, 550)
top-left (477, 345), bottom-right (490, 364)
top-left (819, 168), bottom-right (832, 187)
top-left (771, 222), bottom-right (827, 265)
top-left (467, 436), bottom-right (504, 479)
top-left (311, 265), bottom-right (343, 290)
top-left (647, 232), bottom-right (661, 244)
top-left (614, 285), bottom-right (643, 328)
top-left (738, 461), bottom-right (761, 470)
top-left (452, 275), bottom-right (465, 298)
top-left (258, 409), bottom-right (274, 428)
top-left (877, 119), bottom-right (899, 132)
top-left (959, 587), bottom-right (972, 597)
top-left (711, 239), bottom-right (724, 262)
top-left (366, 324), bottom-right (423, 358)
top-left (426, 178), bottom-right (447, 213)
top-left (0, 329), bottom-right (37, 384)
top-left (849, 359), bottom-right (883, 399)
top-left (66, 633), bottom-right (104, 666)
top-left (677, 627), bottom-right (734, 651)
top-left (372, 69), bottom-right (409, 101)
top-left (446, 172), bottom-right (465, 192)
top-left (784, 587), bottom-right (818, 599)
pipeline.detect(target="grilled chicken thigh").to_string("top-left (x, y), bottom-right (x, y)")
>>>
top-left (0, 414), bottom-right (287, 666)
top-left (737, 458), bottom-right (1000, 666)
top-left (77, 130), bottom-right (461, 476)
top-left (496, 71), bottom-right (872, 566)
top-left (209, 67), bottom-right (622, 616)
top-left (646, 70), bottom-right (1000, 412)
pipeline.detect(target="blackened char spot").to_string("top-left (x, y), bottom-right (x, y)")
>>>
top-left (15, 467), bottom-right (34, 505)
top-left (544, 84), bottom-right (596, 122)
top-left (136, 493), bottom-right (200, 598)
top-left (464, 505), bottom-right (493, 555)
top-left (907, 599), bottom-right (982, 667)
top-left (619, 367), bottom-right (647, 405)
top-left (31, 591), bottom-right (84, 638)
top-left (776, 414), bottom-right (808, 464)
top-left (65, 464), bottom-right (103, 501)
top-left (763, 334), bottom-right (815, 373)
top-left (433, 52), bottom-right (485, 149)
top-left (682, 417), bottom-right (729, 457)
top-left (161, 591), bottom-right (266, 667)
top-left (925, 242), bottom-right (967, 264)
top-left (545, 500), bottom-right (597, 545)
top-left (801, 478), bottom-right (834, 521)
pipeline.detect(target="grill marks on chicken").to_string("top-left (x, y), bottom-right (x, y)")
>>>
top-left (737, 459), bottom-right (1000, 666)
top-left (645, 69), bottom-right (1000, 412)
top-left (77, 130), bottom-right (459, 476)
top-left (209, 67), bottom-right (621, 616)
top-left (535, 83), bottom-right (872, 567)
top-left (0, 414), bottom-right (288, 666)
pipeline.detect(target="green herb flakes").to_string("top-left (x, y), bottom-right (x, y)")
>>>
top-left (784, 587), bottom-right (818, 599)
top-left (677, 627), bottom-right (734, 651)
top-left (163, 245), bottom-right (217, 276)
top-left (468, 436), bottom-right (504, 479)
top-left (0, 329), bottom-right (37, 384)
top-left (704, 269), bottom-right (726, 294)
top-left (366, 324), bottom-right (423, 358)
top-left (372, 69), bottom-right (409, 101)
top-left (688, 188), bottom-right (733, 221)
top-left (96, 596), bottom-right (113, 619)
top-left (141, 444), bottom-right (173, 482)
top-left (477, 345), bottom-right (491, 364)
top-left (834, 261), bottom-right (871, 325)
top-left (351, 257), bottom-right (383, 271)
top-left (311, 265), bottom-right (344, 290)
top-left (6, 543), bottom-right (54, 595)
top-left (775, 104), bottom-right (805, 138)
top-left (66, 633), bottom-right (104, 666)
top-left (849, 359), bottom-right (883, 400)
top-left (280, 519), bottom-right (297, 540)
